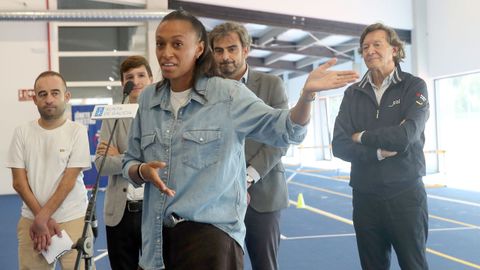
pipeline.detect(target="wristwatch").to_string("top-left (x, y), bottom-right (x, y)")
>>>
top-left (300, 89), bottom-right (316, 102)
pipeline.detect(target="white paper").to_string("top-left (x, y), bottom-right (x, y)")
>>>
top-left (41, 230), bottom-right (74, 264)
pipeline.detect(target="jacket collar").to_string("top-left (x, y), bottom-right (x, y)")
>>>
top-left (240, 65), bottom-right (249, 84)
top-left (358, 65), bottom-right (404, 89)
top-left (246, 68), bottom-right (260, 90)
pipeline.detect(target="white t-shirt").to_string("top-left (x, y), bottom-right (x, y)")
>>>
top-left (6, 119), bottom-right (91, 222)
top-left (170, 88), bottom-right (191, 118)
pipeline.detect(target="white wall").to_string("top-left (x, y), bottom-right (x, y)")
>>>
top-left (184, 0), bottom-right (413, 29)
top-left (0, 19), bottom-right (48, 194)
top-left (426, 0), bottom-right (480, 77)
top-left (0, 21), bottom-right (48, 194)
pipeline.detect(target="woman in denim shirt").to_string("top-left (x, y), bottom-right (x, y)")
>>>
top-left (122, 10), bottom-right (358, 270)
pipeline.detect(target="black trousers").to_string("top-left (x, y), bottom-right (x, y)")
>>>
top-left (353, 183), bottom-right (429, 270)
top-left (162, 221), bottom-right (243, 270)
top-left (106, 201), bottom-right (142, 270)
top-left (245, 206), bottom-right (281, 270)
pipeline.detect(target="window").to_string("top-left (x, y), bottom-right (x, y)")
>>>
top-left (51, 22), bottom-right (148, 104)
top-left (51, 0), bottom-right (149, 104)
top-left (434, 71), bottom-right (480, 189)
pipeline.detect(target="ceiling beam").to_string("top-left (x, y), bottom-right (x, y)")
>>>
top-left (268, 69), bottom-right (289, 77)
top-left (168, 0), bottom-right (411, 43)
top-left (332, 37), bottom-right (360, 53)
top-left (286, 72), bottom-right (307, 80)
top-left (248, 57), bottom-right (352, 75)
top-left (295, 57), bottom-right (321, 69)
top-left (296, 33), bottom-right (330, 51)
top-left (248, 58), bottom-right (312, 74)
top-left (257, 28), bottom-right (288, 46)
top-left (264, 52), bottom-right (285, 65)
top-left (252, 40), bottom-right (352, 61)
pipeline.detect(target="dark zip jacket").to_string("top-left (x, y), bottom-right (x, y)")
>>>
top-left (332, 66), bottom-right (429, 198)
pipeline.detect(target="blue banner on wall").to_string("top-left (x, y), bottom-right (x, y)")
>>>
top-left (71, 104), bottom-right (108, 189)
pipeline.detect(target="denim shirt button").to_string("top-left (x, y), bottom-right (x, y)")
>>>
top-left (199, 137), bottom-right (204, 142)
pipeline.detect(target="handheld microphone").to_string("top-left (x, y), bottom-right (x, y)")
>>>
top-left (123, 81), bottom-right (134, 97)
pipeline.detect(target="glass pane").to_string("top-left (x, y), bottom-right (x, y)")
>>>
top-left (327, 95), bottom-right (342, 137)
top-left (58, 0), bottom-right (145, 9)
top-left (68, 86), bottom-right (124, 104)
top-left (59, 26), bottom-right (146, 52)
top-left (60, 56), bottom-right (128, 81)
top-left (435, 72), bottom-right (480, 190)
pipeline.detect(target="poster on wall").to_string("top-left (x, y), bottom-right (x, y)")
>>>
top-left (71, 104), bottom-right (108, 189)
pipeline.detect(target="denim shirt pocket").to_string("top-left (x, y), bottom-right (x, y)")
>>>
top-left (182, 129), bottom-right (222, 169)
top-left (140, 132), bottom-right (157, 161)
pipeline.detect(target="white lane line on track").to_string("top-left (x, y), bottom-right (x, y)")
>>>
top-left (280, 227), bottom-right (476, 241)
top-left (288, 169), bottom-right (480, 207)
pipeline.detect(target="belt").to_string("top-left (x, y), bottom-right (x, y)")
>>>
top-left (126, 200), bottom-right (143, 212)
top-left (163, 213), bottom-right (186, 228)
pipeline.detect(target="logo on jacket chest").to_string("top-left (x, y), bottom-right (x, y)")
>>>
top-left (387, 98), bottom-right (401, 108)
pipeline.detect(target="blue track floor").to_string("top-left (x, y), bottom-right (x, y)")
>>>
top-left (275, 166), bottom-right (480, 270)
top-left (1, 166), bottom-right (479, 269)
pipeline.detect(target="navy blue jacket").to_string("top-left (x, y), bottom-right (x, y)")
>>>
top-left (332, 66), bottom-right (429, 198)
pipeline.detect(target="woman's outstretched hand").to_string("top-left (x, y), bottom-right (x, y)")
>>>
top-left (140, 161), bottom-right (176, 197)
top-left (303, 58), bottom-right (359, 93)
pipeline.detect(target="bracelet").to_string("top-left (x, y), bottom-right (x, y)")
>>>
top-left (137, 163), bottom-right (146, 181)
top-left (301, 89), bottom-right (316, 102)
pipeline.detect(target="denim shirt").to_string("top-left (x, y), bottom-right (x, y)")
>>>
top-left (123, 75), bottom-right (307, 270)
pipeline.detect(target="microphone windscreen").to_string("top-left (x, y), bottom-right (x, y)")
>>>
top-left (123, 81), bottom-right (134, 95)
